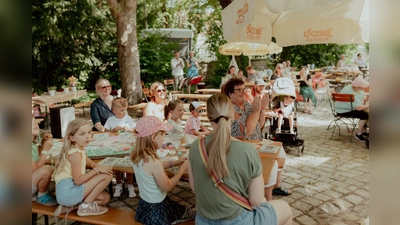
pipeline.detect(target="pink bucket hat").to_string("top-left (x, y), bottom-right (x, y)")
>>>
top-left (135, 116), bottom-right (172, 137)
top-left (352, 77), bottom-right (369, 88)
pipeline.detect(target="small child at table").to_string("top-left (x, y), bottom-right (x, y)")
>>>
top-left (52, 118), bottom-right (113, 217)
top-left (104, 97), bottom-right (137, 198)
top-left (32, 114), bottom-right (57, 206)
top-left (104, 97), bottom-right (136, 132)
top-left (131, 116), bottom-right (195, 224)
top-left (184, 101), bottom-right (210, 138)
top-left (273, 96), bottom-right (295, 134)
top-left (164, 99), bottom-right (185, 137)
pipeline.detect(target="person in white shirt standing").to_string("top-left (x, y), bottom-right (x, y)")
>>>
top-left (354, 53), bottom-right (367, 68)
top-left (171, 51), bottom-right (184, 91)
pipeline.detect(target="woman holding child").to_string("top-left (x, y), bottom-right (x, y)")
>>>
top-left (188, 93), bottom-right (292, 225)
top-left (90, 78), bottom-right (115, 132)
top-left (144, 82), bottom-right (168, 121)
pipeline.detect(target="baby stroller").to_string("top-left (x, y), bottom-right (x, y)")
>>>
top-left (266, 77), bottom-right (305, 156)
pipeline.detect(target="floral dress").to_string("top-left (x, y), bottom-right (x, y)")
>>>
top-left (231, 101), bottom-right (262, 140)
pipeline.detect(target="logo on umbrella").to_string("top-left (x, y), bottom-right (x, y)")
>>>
top-left (236, 2), bottom-right (249, 25)
top-left (303, 28), bottom-right (334, 42)
top-left (246, 24), bottom-right (263, 41)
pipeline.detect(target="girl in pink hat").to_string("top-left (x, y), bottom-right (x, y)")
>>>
top-left (131, 116), bottom-right (195, 224)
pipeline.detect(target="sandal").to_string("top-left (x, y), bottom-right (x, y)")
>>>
top-left (308, 109), bottom-right (313, 114)
top-left (303, 108), bottom-right (309, 113)
top-left (272, 186), bottom-right (292, 196)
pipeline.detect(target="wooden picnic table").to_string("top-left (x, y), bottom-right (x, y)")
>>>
top-left (32, 89), bottom-right (87, 106)
top-left (195, 89), bottom-right (221, 94)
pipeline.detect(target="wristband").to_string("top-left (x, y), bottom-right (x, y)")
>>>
top-left (169, 161), bottom-right (173, 168)
top-left (41, 150), bottom-right (50, 155)
top-left (93, 167), bottom-right (99, 175)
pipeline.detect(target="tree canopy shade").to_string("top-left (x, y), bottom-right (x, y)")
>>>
top-left (32, 0), bottom-right (118, 93)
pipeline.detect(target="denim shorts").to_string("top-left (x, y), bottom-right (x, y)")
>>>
top-left (195, 202), bottom-right (277, 225)
top-left (56, 178), bottom-right (85, 207)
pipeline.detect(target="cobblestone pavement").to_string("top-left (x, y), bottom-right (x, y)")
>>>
top-left (36, 99), bottom-right (369, 225)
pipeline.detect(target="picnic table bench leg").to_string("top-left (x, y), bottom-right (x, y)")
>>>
top-left (32, 213), bottom-right (37, 225)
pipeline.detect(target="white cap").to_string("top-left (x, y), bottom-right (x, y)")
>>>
top-left (254, 79), bottom-right (266, 85)
top-left (191, 101), bottom-right (206, 110)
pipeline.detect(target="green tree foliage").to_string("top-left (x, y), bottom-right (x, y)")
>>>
top-left (277, 44), bottom-right (357, 69)
top-left (138, 31), bottom-right (179, 86)
top-left (32, 0), bottom-right (118, 93)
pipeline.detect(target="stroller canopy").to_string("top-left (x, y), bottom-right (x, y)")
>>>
top-left (271, 77), bottom-right (296, 100)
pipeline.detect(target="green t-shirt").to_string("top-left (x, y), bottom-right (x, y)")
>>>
top-left (189, 135), bottom-right (262, 220)
top-left (32, 143), bottom-right (39, 162)
top-left (335, 84), bottom-right (365, 114)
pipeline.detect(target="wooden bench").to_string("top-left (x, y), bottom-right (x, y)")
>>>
top-left (73, 100), bottom-right (93, 117)
top-left (32, 202), bottom-right (195, 225)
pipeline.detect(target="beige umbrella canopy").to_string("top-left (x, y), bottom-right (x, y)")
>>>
top-left (222, 0), bottom-right (369, 46)
top-left (218, 42), bottom-right (282, 56)
top-left (273, 0), bottom-right (369, 46)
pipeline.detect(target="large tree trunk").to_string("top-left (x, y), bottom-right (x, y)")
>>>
top-left (108, 0), bottom-right (142, 105)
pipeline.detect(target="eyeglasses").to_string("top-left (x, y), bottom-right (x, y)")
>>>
top-left (156, 89), bottom-right (167, 93)
top-left (101, 85), bottom-right (111, 90)
top-left (234, 88), bottom-right (246, 93)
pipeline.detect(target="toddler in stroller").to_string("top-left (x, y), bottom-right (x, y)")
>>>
top-left (267, 77), bottom-right (305, 154)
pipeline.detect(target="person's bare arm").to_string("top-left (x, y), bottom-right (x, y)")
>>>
top-left (248, 174), bottom-right (266, 206)
top-left (245, 96), bottom-right (262, 136)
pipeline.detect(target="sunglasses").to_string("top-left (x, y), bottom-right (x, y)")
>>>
top-left (234, 88), bottom-right (246, 93)
top-left (193, 109), bottom-right (201, 113)
top-left (156, 89), bottom-right (167, 93)
top-left (101, 85), bottom-right (111, 90)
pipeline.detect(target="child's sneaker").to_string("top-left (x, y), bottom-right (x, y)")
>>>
top-left (77, 202), bottom-right (108, 217)
top-left (128, 184), bottom-right (136, 198)
top-left (36, 193), bottom-right (58, 206)
top-left (113, 184), bottom-right (123, 197)
top-left (53, 204), bottom-right (75, 217)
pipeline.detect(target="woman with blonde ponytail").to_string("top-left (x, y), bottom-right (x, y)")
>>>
top-left (188, 93), bottom-right (292, 225)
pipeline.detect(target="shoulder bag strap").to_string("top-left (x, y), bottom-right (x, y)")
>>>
top-left (198, 138), bottom-right (252, 211)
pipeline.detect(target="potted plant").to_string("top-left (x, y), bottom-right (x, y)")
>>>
top-left (48, 86), bottom-right (57, 96)
top-left (68, 76), bottom-right (79, 92)
top-left (62, 85), bottom-right (69, 93)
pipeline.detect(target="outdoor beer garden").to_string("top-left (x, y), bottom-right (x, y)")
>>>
top-left (32, 0), bottom-right (369, 224)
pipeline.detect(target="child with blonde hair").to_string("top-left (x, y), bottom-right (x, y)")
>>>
top-left (131, 116), bottom-right (196, 224)
top-left (104, 97), bottom-right (136, 132)
top-left (53, 118), bottom-right (113, 217)
top-left (32, 114), bottom-right (57, 206)
top-left (164, 99), bottom-right (185, 137)
top-left (104, 97), bottom-right (136, 198)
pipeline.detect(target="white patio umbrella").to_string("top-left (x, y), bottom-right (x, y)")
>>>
top-left (218, 42), bottom-right (282, 56)
top-left (273, 0), bottom-right (369, 46)
top-left (219, 42), bottom-right (283, 65)
top-left (222, 0), bottom-right (369, 46)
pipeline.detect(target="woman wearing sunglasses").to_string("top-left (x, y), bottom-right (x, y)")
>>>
top-left (270, 63), bottom-right (284, 86)
top-left (144, 82), bottom-right (169, 121)
top-left (90, 78), bottom-right (115, 132)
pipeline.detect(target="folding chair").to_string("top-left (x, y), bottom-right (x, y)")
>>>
top-left (164, 79), bottom-right (175, 90)
top-left (327, 93), bottom-right (358, 142)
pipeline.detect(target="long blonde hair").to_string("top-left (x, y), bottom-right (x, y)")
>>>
top-left (274, 63), bottom-right (284, 76)
top-left (130, 130), bottom-right (164, 164)
top-left (53, 118), bottom-right (91, 177)
top-left (205, 93), bottom-right (233, 179)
